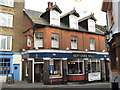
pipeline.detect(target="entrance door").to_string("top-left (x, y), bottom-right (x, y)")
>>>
top-left (34, 64), bottom-right (43, 82)
top-left (13, 64), bottom-right (20, 80)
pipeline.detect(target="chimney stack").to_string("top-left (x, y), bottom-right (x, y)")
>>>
top-left (48, 2), bottom-right (53, 8)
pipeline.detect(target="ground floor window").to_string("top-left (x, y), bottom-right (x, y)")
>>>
top-left (88, 59), bottom-right (100, 73)
top-left (0, 58), bottom-right (10, 75)
top-left (49, 60), bottom-right (62, 77)
top-left (68, 59), bottom-right (84, 74)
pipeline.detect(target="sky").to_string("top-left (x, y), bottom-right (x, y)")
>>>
top-left (25, 0), bottom-right (107, 26)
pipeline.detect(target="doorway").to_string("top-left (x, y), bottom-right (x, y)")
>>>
top-left (13, 64), bottom-right (20, 80)
top-left (34, 64), bottom-right (43, 82)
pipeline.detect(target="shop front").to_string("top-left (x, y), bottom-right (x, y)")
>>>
top-left (0, 52), bottom-right (22, 82)
top-left (22, 50), bottom-right (110, 84)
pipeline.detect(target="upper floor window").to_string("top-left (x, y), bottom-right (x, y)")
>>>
top-left (34, 32), bottom-right (43, 48)
top-left (0, 12), bottom-right (13, 28)
top-left (0, 0), bottom-right (14, 7)
top-left (71, 36), bottom-right (77, 49)
top-left (90, 38), bottom-right (95, 50)
top-left (51, 33), bottom-right (59, 48)
top-left (0, 35), bottom-right (12, 51)
top-left (50, 10), bottom-right (60, 26)
top-left (69, 15), bottom-right (78, 29)
top-left (88, 19), bottom-right (95, 32)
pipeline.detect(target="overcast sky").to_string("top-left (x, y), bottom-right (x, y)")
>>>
top-left (25, 0), bottom-right (107, 26)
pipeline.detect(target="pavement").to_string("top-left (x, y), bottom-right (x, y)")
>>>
top-left (1, 81), bottom-right (111, 89)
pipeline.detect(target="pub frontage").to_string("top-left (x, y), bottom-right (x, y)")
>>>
top-left (21, 49), bottom-right (110, 84)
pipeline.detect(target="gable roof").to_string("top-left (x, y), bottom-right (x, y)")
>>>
top-left (78, 14), bottom-right (97, 23)
top-left (61, 9), bottom-right (80, 19)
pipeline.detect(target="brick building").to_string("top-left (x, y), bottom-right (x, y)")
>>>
top-left (0, 0), bottom-right (25, 82)
top-left (22, 2), bottom-right (109, 84)
top-left (102, 0), bottom-right (120, 85)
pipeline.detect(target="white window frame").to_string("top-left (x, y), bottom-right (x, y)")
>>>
top-left (71, 36), bottom-right (77, 49)
top-left (51, 33), bottom-right (59, 48)
top-left (0, 0), bottom-right (14, 7)
top-left (90, 38), bottom-right (95, 50)
top-left (34, 33), bottom-right (43, 48)
top-left (50, 10), bottom-right (60, 26)
top-left (67, 59), bottom-right (84, 75)
top-left (69, 15), bottom-right (78, 29)
top-left (0, 35), bottom-right (12, 51)
top-left (0, 12), bottom-right (13, 28)
top-left (88, 19), bottom-right (95, 32)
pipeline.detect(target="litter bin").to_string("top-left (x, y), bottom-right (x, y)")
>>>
top-left (111, 76), bottom-right (119, 90)
top-left (6, 73), bottom-right (14, 84)
top-left (111, 82), bottom-right (119, 90)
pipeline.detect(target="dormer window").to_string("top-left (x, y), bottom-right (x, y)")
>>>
top-left (88, 19), bottom-right (95, 32)
top-left (50, 10), bottom-right (60, 26)
top-left (69, 15), bottom-right (78, 29)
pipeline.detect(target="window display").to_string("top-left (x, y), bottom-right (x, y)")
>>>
top-left (68, 59), bottom-right (84, 74)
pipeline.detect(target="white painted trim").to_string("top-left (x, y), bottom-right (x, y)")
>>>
top-left (32, 59), bottom-right (34, 83)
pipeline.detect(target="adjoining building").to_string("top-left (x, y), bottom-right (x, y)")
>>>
top-left (102, 0), bottom-right (120, 86)
top-left (22, 2), bottom-right (110, 84)
top-left (0, 0), bottom-right (25, 82)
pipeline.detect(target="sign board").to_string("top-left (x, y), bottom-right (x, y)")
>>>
top-left (49, 59), bottom-right (54, 65)
top-left (88, 72), bottom-right (101, 81)
top-left (6, 73), bottom-right (14, 84)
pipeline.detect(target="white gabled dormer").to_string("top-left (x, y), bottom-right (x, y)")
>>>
top-left (50, 10), bottom-right (60, 26)
top-left (88, 19), bottom-right (95, 32)
top-left (69, 14), bottom-right (78, 29)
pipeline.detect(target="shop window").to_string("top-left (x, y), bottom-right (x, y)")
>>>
top-left (88, 59), bottom-right (100, 73)
top-left (0, 58), bottom-right (10, 75)
top-left (51, 34), bottom-right (59, 48)
top-left (0, 12), bottom-right (13, 28)
top-left (90, 38), bottom-right (95, 50)
top-left (71, 36), bottom-right (77, 49)
top-left (0, 35), bottom-right (12, 51)
top-left (34, 32), bottom-right (43, 48)
top-left (68, 59), bottom-right (84, 74)
top-left (0, 0), bottom-right (14, 7)
top-left (49, 60), bottom-right (62, 77)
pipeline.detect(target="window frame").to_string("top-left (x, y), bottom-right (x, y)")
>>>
top-left (0, 35), bottom-right (12, 51)
top-left (90, 38), bottom-right (95, 50)
top-left (0, 58), bottom-right (10, 75)
top-left (51, 33), bottom-right (59, 48)
top-left (69, 15), bottom-right (78, 29)
top-left (88, 19), bottom-right (95, 32)
top-left (67, 59), bottom-right (84, 75)
top-left (0, 0), bottom-right (14, 7)
top-left (34, 32), bottom-right (44, 48)
top-left (71, 36), bottom-right (77, 49)
top-left (0, 12), bottom-right (13, 28)
top-left (50, 10), bottom-right (60, 26)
